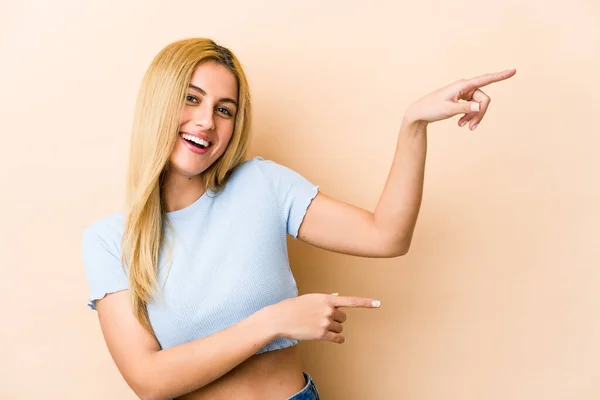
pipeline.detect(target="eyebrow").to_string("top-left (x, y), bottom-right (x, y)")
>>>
top-left (188, 84), bottom-right (238, 107)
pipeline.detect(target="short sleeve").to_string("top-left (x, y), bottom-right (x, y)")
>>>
top-left (81, 224), bottom-right (129, 310)
top-left (252, 157), bottom-right (320, 238)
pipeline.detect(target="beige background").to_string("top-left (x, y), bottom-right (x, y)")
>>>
top-left (1, 0), bottom-right (599, 399)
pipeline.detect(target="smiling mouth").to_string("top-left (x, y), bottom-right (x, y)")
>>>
top-left (180, 132), bottom-right (212, 149)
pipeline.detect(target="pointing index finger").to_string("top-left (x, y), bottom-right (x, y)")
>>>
top-left (331, 295), bottom-right (381, 308)
top-left (464, 68), bottom-right (517, 89)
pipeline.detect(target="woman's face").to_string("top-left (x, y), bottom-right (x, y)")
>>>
top-left (168, 61), bottom-right (239, 178)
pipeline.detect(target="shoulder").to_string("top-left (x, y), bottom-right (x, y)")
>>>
top-left (231, 156), bottom-right (310, 186)
top-left (81, 212), bottom-right (125, 253)
top-left (230, 156), bottom-right (275, 177)
top-left (224, 156), bottom-right (281, 188)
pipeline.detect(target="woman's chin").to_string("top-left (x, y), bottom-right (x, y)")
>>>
top-left (181, 166), bottom-right (208, 178)
top-left (165, 161), bottom-right (210, 180)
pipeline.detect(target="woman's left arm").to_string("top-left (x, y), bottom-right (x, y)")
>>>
top-left (297, 69), bottom-right (516, 258)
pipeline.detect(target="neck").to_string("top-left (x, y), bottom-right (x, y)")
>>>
top-left (161, 170), bottom-right (206, 213)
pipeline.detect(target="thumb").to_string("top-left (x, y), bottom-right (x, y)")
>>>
top-left (452, 101), bottom-right (480, 115)
top-left (458, 101), bottom-right (480, 114)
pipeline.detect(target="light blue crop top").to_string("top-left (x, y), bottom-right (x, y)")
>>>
top-left (81, 156), bottom-right (319, 354)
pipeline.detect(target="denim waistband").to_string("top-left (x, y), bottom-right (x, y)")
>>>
top-left (286, 372), bottom-right (320, 400)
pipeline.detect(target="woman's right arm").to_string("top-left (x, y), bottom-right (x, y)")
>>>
top-left (96, 290), bottom-right (379, 400)
top-left (96, 290), bottom-right (277, 400)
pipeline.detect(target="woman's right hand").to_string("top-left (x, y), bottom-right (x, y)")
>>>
top-left (262, 293), bottom-right (381, 344)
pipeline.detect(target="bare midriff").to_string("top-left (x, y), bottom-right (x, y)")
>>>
top-left (177, 345), bottom-right (306, 400)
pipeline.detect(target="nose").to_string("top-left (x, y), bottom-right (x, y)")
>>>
top-left (192, 106), bottom-right (215, 131)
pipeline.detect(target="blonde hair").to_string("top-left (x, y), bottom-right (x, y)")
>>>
top-left (121, 38), bottom-right (252, 334)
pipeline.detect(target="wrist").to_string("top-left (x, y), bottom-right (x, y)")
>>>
top-left (403, 105), bottom-right (429, 130)
top-left (400, 115), bottom-right (428, 137)
top-left (254, 305), bottom-right (283, 341)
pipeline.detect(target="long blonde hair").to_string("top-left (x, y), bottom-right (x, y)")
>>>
top-left (122, 38), bottom-right (252, 334)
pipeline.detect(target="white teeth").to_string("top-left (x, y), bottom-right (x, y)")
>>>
top-left (181, 133), bottom-right (210, 147)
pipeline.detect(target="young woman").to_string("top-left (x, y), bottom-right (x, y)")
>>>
top-left (82, 38), bottom-right (515, 400)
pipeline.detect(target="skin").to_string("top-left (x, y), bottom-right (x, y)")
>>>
top-left (161, 61), bottom-right (239, 213)
top-left (96, 62), bottom-right (516, 399)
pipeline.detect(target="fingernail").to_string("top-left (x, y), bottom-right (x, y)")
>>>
top-left (471, 124), bottom-right (478, 130)
top-left (470, 103), bottom-right (480, 112)
top-left (460, 121), bottom-right (467, 127)
top-left (372, 300), bottom-right (381, 307)
top-left (331, 293), bottom-right (339, 296)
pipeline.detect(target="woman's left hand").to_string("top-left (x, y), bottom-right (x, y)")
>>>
top-left (404, 68), bottom-right (517, 130)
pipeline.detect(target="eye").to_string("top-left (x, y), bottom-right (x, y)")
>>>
top-left (186, 95), bottom-right (199, 104)
top-left (216, 107), bottom-right (233, 116)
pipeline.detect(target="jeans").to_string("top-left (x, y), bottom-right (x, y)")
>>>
top-left (286, 372), bottom-right (320, 400)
